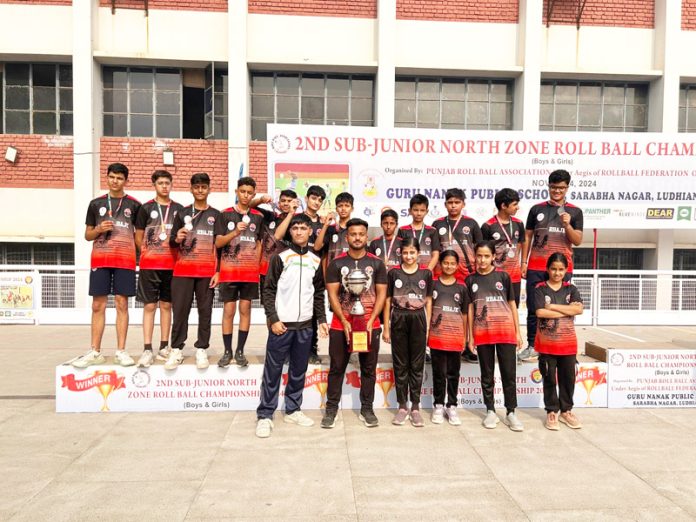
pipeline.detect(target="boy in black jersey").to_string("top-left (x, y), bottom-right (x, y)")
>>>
top-left (397, 194), bottom-right (440, 271)
top-left (314, 192), bottom-right (354, 271)
top-left (368, 209), bottom-right (402, 271)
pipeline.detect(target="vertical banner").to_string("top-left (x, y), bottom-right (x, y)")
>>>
top-left (0, 271), bottom-right (40, 324)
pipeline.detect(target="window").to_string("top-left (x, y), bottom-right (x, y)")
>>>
top-left (678, 85), bottom-right (696, 133)
top-left (674, 249), bottom-right (696, 271)
top-left (573, 248), bottom-right (645, 270)
top-left (103, 67), bottom-right (181, 138)
top-left (394, 77), bottom-right (513, 130)
top-left (540, 81), bottom-right (648, 132)
top-left (250, 72), bottom-right (374, 140)
top-left (1, 63), bottom-right (73, 135)
top-left (204, 64), bottom-right (228, 139)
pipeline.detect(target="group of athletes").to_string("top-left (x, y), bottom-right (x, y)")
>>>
top-left (72, 163), bottom-right (585, 436)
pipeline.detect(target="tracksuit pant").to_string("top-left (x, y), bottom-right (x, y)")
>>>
top-left (477, 343), bottom-right (518, 412)
top-left (170, 276), bottom-right (214, 350)
top-left (390, 309), bottom-right (427, 408)
top-left (539, 353), bottom-right (577, 413)
top-left (431, 348), bottom-right (461, 407)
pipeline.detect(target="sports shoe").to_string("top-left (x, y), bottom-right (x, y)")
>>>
top-left (359, 409), bottom-right (379, 428)
top-left (505, 412), bottom-right (524, 432)
top-left (321, 411), bottom-right (337, 429)
top-left (461, 348), bottom-right (478, 364)
top-left (218, 351), bottom-right (233, 368)
top-left (431, 404), bottom-right (445, 424)
top-left (392, 408), bottom-right (409, 426)
top-left (559, 411), bottom-right (583, 429)
top-left (545, 411), bottom-right (560, 431)
top-left (235, 349), bottom-right (248, 367)
top-left (114, 350), bottom-right (135, 367)
top-left (156, 346), bottom-right (171, 361)
top-left (308, 352), bottom-right (322, 365)
top-left (284, 411), bottom-right (314, 427)
top-left (256, 418), bottom-right (273, 438)
top-left (519, 347), bottom-right (539, 362)
top-left (195, 348), bottom-right (209, 369)
top-left (164, 349), bottom-right (184, 370)
top-left (483, 410), bottom-right (499, 429)
top-left (410, 409), bottom-right (425, 427)
top-left (137, 350), bottom-right (155, 368)
top-left (445, 406), bottom-right (462, 426)
top-left (71, 350), bottom-right (106, 368)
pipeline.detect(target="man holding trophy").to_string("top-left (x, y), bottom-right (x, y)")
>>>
top-left (323, 218), bottom-right (388, 429)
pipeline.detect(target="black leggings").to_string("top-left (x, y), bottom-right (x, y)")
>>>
top-left (391, 309), bottom-right (427, 408)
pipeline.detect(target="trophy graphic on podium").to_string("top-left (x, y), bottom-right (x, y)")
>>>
top-left (342, 261), bottom-right (372, 353)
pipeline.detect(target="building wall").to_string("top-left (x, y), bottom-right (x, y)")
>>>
top-left (0, 135), bottom-right (73, 189)
top-left (248, 141), bottom-right (268, 194)
top-left (99, 0), bottom-right (228, 12)
top-left (249, 0), bottom-right (377, 18)
top-left (683, 0), bottom-right (696, 30)
top-left (542, 0), bottom-right (654, 28)
top-left (396, 0), bottom-right (518, 23)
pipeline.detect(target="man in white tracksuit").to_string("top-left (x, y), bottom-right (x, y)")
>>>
top-left (255, 213), bottom-right (329, 438)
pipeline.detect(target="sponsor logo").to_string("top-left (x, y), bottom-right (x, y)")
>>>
top-left (425, 237), bottom-right (431, 245)
top-left (530, 368), bottom-right (542, 384)
top-left (610, 352), bottom-right (624, 366)
top-left (332, 234), bottom-right (338, 243)
top-left (395, 279), bottom-right (403, 289)
top-left (646, 208), bottom-right (674, 220)
top-left (432, 290), bottom-right (438, 300)
top-left (207, 216), bottom-right (216, 225)
top-left (454, 293), bottom-right (460, 302)
top-left (471, 284), bottom-right (478, 293)
top-left (418, 280), bottom-right (426, 289)
top-left (228, 222), bottom-right (235, 231)
top-left (439, 227), bottom-right (447, 235)
top-left (269, 222), bottom-right (276, 229)
top-left (150, 210), bottom-right (158, 219)
top-left (364, 266), bottom-right (374, 276)
top-left (99, 207), bottom-right (107, 216)
top-left (270, 134), bottom-right (291, 153)
top-left (124, 208), bottom-right (132, 218)
top-left (340, 266), bottom-right (350, 276)
top-left (131, 370), bottom-right (150, 388)
top-left (375, 248), bottom-right (382, 256)
top-left (250, 223), bottom-right (257, 232)
top-left (544, 295), bottom-right (551, 305)
top-left (462, 226), bottom-right (470, 235)
top-left (495, 282), bottom-right (503, 291)
top-left (677, 206), bottom-right (692, 221)
top-left (536, 212), bottom-right (544, 222)
top-left (492, 232), bottom-right (500, 240)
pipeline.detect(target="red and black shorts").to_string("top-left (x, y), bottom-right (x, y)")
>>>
top-left (136, 269), bottom-right (173, 304)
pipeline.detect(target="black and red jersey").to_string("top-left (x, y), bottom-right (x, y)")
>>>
top-left (397, 224), bottom-right (440, 269)
top-left (387, 266), bottom-right (433, 311)
top-left (85, 194), bottom-right (141, 270)
top-left (465, 269), bottom-right (517, 346)
top-left (306, 214), bottom-right (324, 251)
top-left (326, 252), bottom-right (388, 330)
top-left (257, 207), bottom-right (288, 276)
top-left (525, 202), bottom-right (583, 273)
top-left (432, 216), bottom-right (481, 281)
top-left (428, 279), bottom-right (469, 351)
top-left (216, 208), bottom-right (264, 283)
top-left (481, 216), bottom-right (525, 283)
top-left (534, 281), bottom-right (582, 356)
top-left (135, 200), bottom-right (184, 270)
top-left (170, 205), bottom-right (220, 278)
top-left (325, 223), bottom-right (350, 265)
top-left (368, 235), bottom-right (402, 271)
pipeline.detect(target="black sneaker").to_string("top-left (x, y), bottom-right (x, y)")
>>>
top-left (218, 351), bottom-right (233, 368)
top-left (235, 349), bottom-right (248, 367)
top-left (359, 409), bottom-right (379, 428)
top-left (308, 353), bottom-right (322, 365)
top-left (461, 348), bottom-right (478, 364)
top-left (321, 411), bottom-right (337, 429)
top-left (425, 352), bottom-right (432, 364)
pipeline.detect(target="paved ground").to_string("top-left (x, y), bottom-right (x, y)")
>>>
top-left (2, 324), bottom-right (696, 521)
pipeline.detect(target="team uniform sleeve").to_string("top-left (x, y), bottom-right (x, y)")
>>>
top-left (135, 204), bottom-right (149, 230)
top-left (459, 283), bottom-right (470, 312)
top-left (571, 208), bottom-right (584, 231)
top-left (464, 275), bottom-right (475, 303)
top-left (326, 259), bottom-right (341, 284)
top-left (569, 285), bottom-right (583, 304)
top-left (534, 286), bottom-right (546, 310)
top-left (502, 272), bottom-right (515, 302)
top-left (214, 212), bottom-right (228, 237)
top-left (525, 207), bottom-right (536, 230)
top-left (368, 239), bottom-right (378, 256)
top-left (472, 221), bottom-right (483, 244)
top-left (430, 228), bottom-right (441, 252)
top-left (131, 200), bottom-right (142, 225)
top-left (85, 203), bottom-right (97, 227)
top-left (517, 221), bottom-right (526, 243)
top-left (386, 269), bottom-right (396, 298)
top-left (481, 222), bottom-right (492, 240)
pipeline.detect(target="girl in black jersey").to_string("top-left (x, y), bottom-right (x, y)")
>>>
top-left (383, 237), bottom-right (433, 427)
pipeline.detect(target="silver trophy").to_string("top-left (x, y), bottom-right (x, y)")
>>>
top-left (342, 261), bottom-right (371, 315)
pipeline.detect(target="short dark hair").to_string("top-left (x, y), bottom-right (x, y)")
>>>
top-left (289, 213), bottom-right (312, 228)
top-left (400, 235), bottom-right (420, 252)
top-left (335, 192), bottom-right (354, 206)
top-left (380, 209), bottom-right (398, 222)
top-left (409, 194), bottom-right (429, 209)
top-left (345, 217), bottom-right (368, 231)
top-left (548, 169), bottom-right (571, 185)
top-left (237, 176), bottom-right (256, 189)
top-left (306, 185), bottom-right (326, 201)
top-left (474, 240), bottom-right (497, 255)
top-left (445, 188), bottom-right (465, 201)
top-left (440, 249), bottom-right (460, 264)
top-left (190, 172), bottom-right (210, 186)
top-left (151, 170), bottom-right (172, 183)
top-left (494, 188), bottom-right (520, 210)
top-left (279, 189), bottom-right (298, 199)
top-left (546, 252), bottom-right (569, 268)
top-left (107, 162), bottom-right (129, 180)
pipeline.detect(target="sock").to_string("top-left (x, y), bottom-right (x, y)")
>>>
top-left (223, 333), bottom-right (233, 353)
top-left (159, 341), bottom-right (168, 350)
top-left (144, 343), bottom-right (153, 351)
top-left (236, 330), bottom-right (249, 353)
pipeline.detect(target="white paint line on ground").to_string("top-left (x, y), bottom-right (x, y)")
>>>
top-left (591, 327), bottom-right (645, 343)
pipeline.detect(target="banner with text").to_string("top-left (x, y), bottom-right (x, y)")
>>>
top-left (0, 271), bottom-right (39, 324)
top-left (267, 125), bottom-right (696, 229)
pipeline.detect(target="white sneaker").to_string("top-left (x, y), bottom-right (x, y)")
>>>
top-left (114, 350), bottom-right (135, 367)
top-left (445, 406), bottom-right (462, 426)
top-left (156, 346), bottom-right (171, 361)
top-left (505, 412), bottom-right (524, 432)
top-left (256, 418), bottom-right (274, 438)
top-left (164, 349), bottom-right (184, 370)
top-left (483, 410), bottom-right (499, 429)
top-left (137, 350), bottom-right (155, 368)
top-left (284, 411), bottom-right (315, 427)
top-left (195, 348), bottom-right (209, 369)
top-left (71, 350), bottom-right (106, 368)
top-left (431, 404), bottom-right (445, 424)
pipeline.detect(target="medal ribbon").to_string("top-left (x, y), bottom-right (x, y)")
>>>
top-left (157, 202), bottom-right (171, 237)
top-left (382, 236), bottom-right (396, 265)
top-left (107, 194), bottom-right (124, 218)
top-left (495, 216), bottom-right (514, 247)
top-left (447, 215), bottom-right (463, 246)
top-left (411, 225), bottom-right (425, 245)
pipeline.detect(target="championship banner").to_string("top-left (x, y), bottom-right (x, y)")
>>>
top-left (0, 271), bottom-right (40, 324)
top-left (607, 349), bottom-right (696, 408)
top-left (267, 124), bottom-right (696, 229)
top-left (56, 361), bottom-right (607, 412)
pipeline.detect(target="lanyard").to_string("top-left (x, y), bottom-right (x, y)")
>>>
top-left (107, 194), bottom-right (124, 218)
top-left (157, 202), bottom-right (171, 234)
top-left (382, 236), bottom-right (396, 265)
top-left (447, 215), bottom-right (463, 245)
top-left (495, 216), bottom-right (514, 246)
top-left (190, 205), bottom-right (208, 226)
top-left (411, 225), bottom-right (425, 245)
